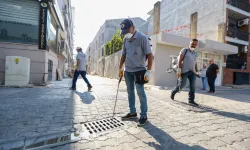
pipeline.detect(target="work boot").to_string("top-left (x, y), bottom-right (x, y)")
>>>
top-left (88, 86), bottom-right (93, 91)
top-left (188, 101), bottom-right (199, 106)
top-left (69, 87), bottom-right (76, 90)
top-left (170, 91), bottom-right (175, 100)
top-left (121, 113), bottom-right (137, 120)
top-left (138, 116), bottom-right (147, 127)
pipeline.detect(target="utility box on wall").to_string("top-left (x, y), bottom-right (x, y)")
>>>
top-left (5, 56), bottom-right (30, 86)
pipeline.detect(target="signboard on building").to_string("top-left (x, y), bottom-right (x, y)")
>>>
top-left (38, 0), bottom-right (48, 50)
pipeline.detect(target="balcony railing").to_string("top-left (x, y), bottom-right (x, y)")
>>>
top-left (227, 0), bottom-right (250, 12)
top-left (227, 26), bottom-right (249, 41)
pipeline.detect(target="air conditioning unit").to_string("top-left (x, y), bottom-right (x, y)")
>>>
top-left (242, 46), bottom-right (248, 53)
top-left (238, 18), bottom-right (249, 27)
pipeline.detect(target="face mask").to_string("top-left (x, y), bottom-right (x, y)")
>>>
top-left (190, 47), bottom-right (195, 51)
top-left (125, 33), bottom-right (133, 39)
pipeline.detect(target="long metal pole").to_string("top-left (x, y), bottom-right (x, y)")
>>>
top-left (112, 77), bottom-right (122, 118)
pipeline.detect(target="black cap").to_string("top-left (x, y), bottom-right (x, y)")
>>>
top-left (120, 19), bottom-right (134, 35)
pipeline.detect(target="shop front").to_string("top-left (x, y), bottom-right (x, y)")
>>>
top-left (149, 32), bottom-right (238, 88)
top-left (0, 0), bottom-right (66, 84)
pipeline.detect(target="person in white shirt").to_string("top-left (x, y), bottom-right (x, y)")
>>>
top-left (70, 47), bottom-right (92, 91)
top-left (200, 63), bottom-right (207, 90)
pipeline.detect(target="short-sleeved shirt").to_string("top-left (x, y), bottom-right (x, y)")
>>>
top-left (179, 48), bottom-right (197, 73)
top-left (206, 64), bottom-right (219, 78)
top-left (122, 31), bottom-right (152, 72)
top-left (76, 52), bottom-right (86, 71)
top-left (200, 68), bottom-right (207, 77)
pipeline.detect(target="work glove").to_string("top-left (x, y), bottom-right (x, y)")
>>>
top-left (144, 70), bottom-right (151, 81)
top-left (177, 68), bottom-right (181, 79)
top-left (195, 72), bottom-right (201, 78)
top-left (119, 69), bottom-right (124, 78)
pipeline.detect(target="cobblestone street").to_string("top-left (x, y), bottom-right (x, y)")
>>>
top-left (0, 76), bottom-right (250, 150)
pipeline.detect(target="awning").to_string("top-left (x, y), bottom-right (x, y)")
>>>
top-left (200, 39), bottom-right (238, 55)
top-left (155, 32), bottom-right (238, 55)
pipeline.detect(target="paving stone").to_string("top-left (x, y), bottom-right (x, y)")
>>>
top-left (134, 131), bottom-right (152, 139)
top-left (0, 139), bottom-right (24, 150)
top-left (238, 138), bottom-right (250, 149)
top-left (219, 134), bottom-right (244, 145)
top-left (35, 127), bottom-right (48, 133)
top-left (231, 142), bottom-right (249, 150)
top-left (18, 131), bottom-right (41, 138)
top-left (117, 142), bottom-right (136, 150)
top-left (217, 146), bottom-right (236, 150)
top-left (125, 127), bottom-right (141, 135)
top-left (116, 135), bottom-right (138, 145)
top-left (102, 146), bottom-right (118, 150)
top-left (1, 76), bottom-right (250, 150)
top-left (239, 130), bottom-right (250, 139)
top-left (186, 134), bottom-right (212, 144)
top-left (107, 130), bottom-right (127, 138)
top-left (4, 119), bottom-right (16, 126)
top-left (171, 129), bottom-right (198, 139)
top-left (205, 130), bottom-right (228, 138)
top-left (95, 138), bottom-right (117, 149)
top-left (198, 138), bottom-right (227, 149)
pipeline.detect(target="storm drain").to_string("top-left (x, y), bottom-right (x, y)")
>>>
top-left (6, 133), bottom-right (80, 150)
top-left (83, 118), bottom-right (124, 135)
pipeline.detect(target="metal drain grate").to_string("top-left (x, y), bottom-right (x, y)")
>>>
top-left (83, 118), bottom-right (124, 134)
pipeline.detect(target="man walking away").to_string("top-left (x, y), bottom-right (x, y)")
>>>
top-left (206, 59), bottom-right (219, 93)
top-left (200, 64), bottom-right (207, 90)
top-left (70, 47), bottom-right (92, 91)
top-left (170, 39), bottom-right (199, 106)
top-left (118, 18), bottom-right (153, 126)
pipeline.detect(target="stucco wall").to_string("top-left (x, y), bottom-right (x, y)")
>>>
top-left (0, 42), bottom-right (46, 85)
top-left (0, 42), bottom-right (64, 84)
top-left (152, 43), bottom-right (203, 88)
top-left (104, 50), bottom-right (122, 79)
top-left (147, 0), bottom-right (226, 40)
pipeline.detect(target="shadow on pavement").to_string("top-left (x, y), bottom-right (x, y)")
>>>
top-left (173, 100), bottom-right (250, 122)
top-left (74, 91), bottom-right (95, 104)
top-left (142, 122), bottom-right (207, 150)
top-left (193, 88), bottom-right (250, 104)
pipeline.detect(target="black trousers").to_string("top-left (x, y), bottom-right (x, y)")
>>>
top-left (207, 77), bottom-right (216, 92)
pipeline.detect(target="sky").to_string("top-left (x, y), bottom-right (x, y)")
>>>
top-left (71, 0), bottom-right (159, 53)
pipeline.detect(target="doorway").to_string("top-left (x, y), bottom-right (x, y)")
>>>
top-left (48, 60), bottom-right (53, 81)
top-left (197, 52), bottom-right (223, 86)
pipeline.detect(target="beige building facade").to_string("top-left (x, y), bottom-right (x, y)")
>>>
top-left (0, 0), bottom-right (75, 85)
top-left (147, 0), bottom-right (250, 85)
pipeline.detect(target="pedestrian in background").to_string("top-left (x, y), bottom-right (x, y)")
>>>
top-left (200, 63), bottom-right (207, 90)
top-left (170, 39), bottom-right (199, 106)
top-left (70, 47), bottom-right (93, 91)
top-left (206, 59), bottom-right (219, 93)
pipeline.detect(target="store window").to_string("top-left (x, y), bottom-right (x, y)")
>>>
top-left (0, 0), bottom-right (39, 44)
top-left (47, 10), bottom-right (57, 52)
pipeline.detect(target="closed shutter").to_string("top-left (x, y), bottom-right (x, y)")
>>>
top-left (0, 0), bottom-right (39, 44)
top-left (0, 0), bottom-right (39, 25)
